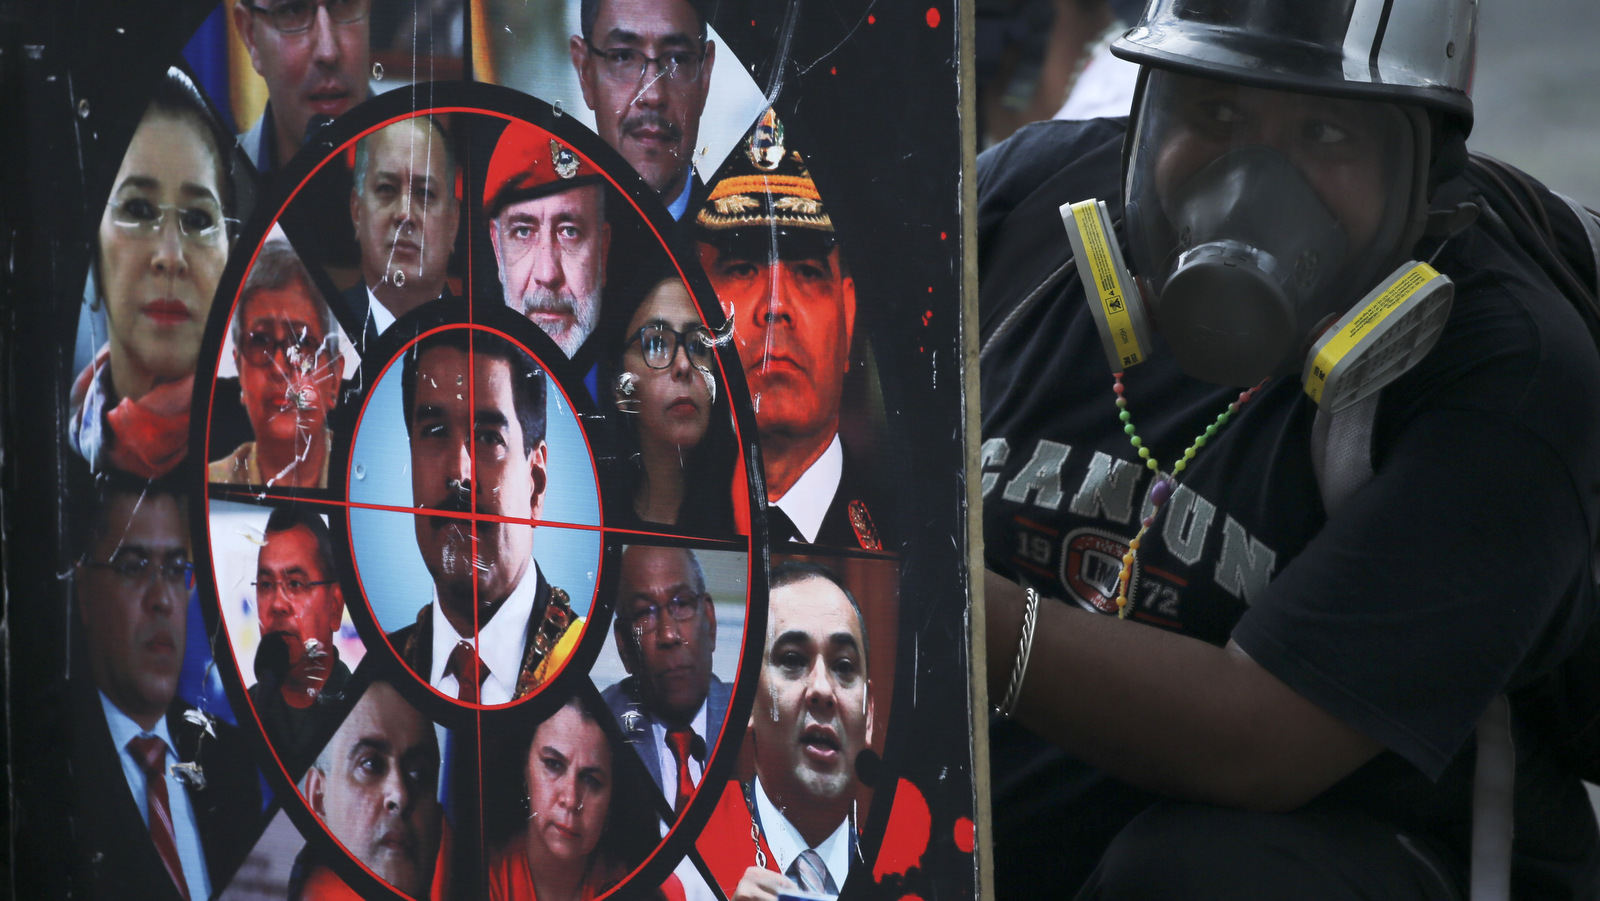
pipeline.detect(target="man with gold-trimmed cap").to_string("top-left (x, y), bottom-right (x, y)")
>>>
top-left (694, 112), bottom-right (888, 551)
top-left (486, 120), bottom-right (612, 362)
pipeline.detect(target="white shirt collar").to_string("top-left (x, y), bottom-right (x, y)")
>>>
top-left (666, 165), bottom-right (695, 220)
top-left (772, 435), bottom-right (843, 544)
top-left (649, 699), bottom-right (710, 808)
top-left (101, 689), bottom-right (176, 760)
top-left (753, 775), bottom-right (850, 893)
top-left (427, 565), bottom-right (540, 705)
top-left (366, 284), bottom-right (396, 335)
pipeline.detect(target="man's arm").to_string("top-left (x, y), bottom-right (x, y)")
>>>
top-left (985, 569), bottom-right (1381, 813)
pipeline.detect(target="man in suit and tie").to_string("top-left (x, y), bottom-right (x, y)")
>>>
top-left (70, 474), bottom-right (261, 900)
top-left (385, 328), bottom-right (582, 704)
top-left (602, 545), bottom-right (730, 812)
top-left (345, 115), bottom-right (461, 353)
top-left (696, 560), bottom-right (874, 900)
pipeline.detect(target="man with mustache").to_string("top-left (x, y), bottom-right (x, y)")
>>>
top-left (247, 504), bottom-right (351, 778)
top-left (296, 677), bottom-right (444, 899)
top-left (385, 327), bottom-right (583, 704)
top-left (485, 121), bottom-right (611, 368)
top-left (344, 115), bottom-right (462, 355)
top-left (695, 123), bottom-right (890, 551)
top-left (569, 0), bottom-right (715, 220)
top-left (209, 238), bottom-right (342, 488)
top-left (233, 0), bottom-right (372, 175)
top-left (697, 561), bottom-right (874, 901)
top-left (70, 475), bottom-right (261, 901)
top-left (602, 545), bottom-right (730, 811)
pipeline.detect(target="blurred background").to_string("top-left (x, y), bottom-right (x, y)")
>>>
top-left (976, 0), bottom-right (1600, 207)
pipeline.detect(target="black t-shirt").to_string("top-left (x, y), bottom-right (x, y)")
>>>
top-left (979, 119), bottom-right (1600, 898)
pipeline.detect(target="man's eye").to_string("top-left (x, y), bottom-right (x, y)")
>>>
top-left (606, 48), bottom-right (640, 65)
top-left (247, 331), bottom-right (276, 349)
top-left (285, 579), bottom-right (308, 593)
top-left (1304, 121), bottom-right (1350, 145)
top-left (556, 223), bottom-right (580, 241)
top-left (476, 428), bottom-right (507, 448)
top-left (775, 650), bottom-right (806, 669)
top-left (419, 423), bottom-right (447, 439)
top-left (113, 557), bottom-right (151, 578)
top-left (273, 0), bottom-right (311, 19)
top-left (509, 225), bottom-right (533, 241)
top-left (831, 657), bottom-right (859, 680)
top-left (357, 754), bottom-right (388, 778)
top-left (792, 261), bottom-right (829, 282)
top-left (375, 183), bottom-right (397, 199)
top-left (721, 261), bottom-right (758, 280)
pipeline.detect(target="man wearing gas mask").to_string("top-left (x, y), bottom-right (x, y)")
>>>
top-left (978, 2), bottom-right (1600, 899)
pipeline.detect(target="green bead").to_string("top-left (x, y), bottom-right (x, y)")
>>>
top-left (1146, 459), bottom-right (1159, 471)
top-left (1216, 412), bottom-right (1229, 424)
top-left (1115, 397), bottom-right (1127, 408)
top-left (1184, 446), bottom-right (1197, 459)
top-left (1124, 423), bottom-right (1136, 435)
top-left (1205, 424), bottom-right (1218, 436)
top-left (1120, 410), bottom-right (1131, 422)
top-left (1138, 447), bottom-right (1150, 459)
top-left (1130, 436), bottom-right (1142, 448)
top-left (1195, 435), bottom-right (1207, 447)
top-left (1173, 459), bottom-right (1187, 473)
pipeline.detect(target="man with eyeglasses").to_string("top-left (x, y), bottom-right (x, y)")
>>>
top-left (209, 238), bottom-right (344, 488)
top-left (602, 545), bottom-right (729, 812)
top-left (344, 115), bottom-right (462, 355)
top-left (569, 0), bottom-right (715, 220)
top-left (70, 475), bottom-right (261, 901)
top-left (246, 504), bottom-right (351, 777)
top-left (485, 121), bottom-right (611, 368)
top-left (233, 0), bottom-right (372, 175)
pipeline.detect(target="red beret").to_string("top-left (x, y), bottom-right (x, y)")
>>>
top-left (484, 120), bottom-right (605, 218)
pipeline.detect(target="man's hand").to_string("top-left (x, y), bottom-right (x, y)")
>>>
top-left (733, 867), bottom-right (797, 901)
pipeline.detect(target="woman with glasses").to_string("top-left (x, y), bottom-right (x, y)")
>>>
top-left (607, 272), bottom-right (735, 534)
top-left (70, 67), bottom-right (236, 478)
top-left (489, 693), bottom-right (669, 901)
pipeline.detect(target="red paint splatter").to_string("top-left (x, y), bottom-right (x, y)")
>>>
top-left (927, 286), bottom-right (934, 293)
top-left (868, 14), bottom-right (876, 24)
top-left (954, 817), bottom-right (975, 853)
top-left (831, 66), bottom-right (837, 75)
top-left (926, 7), bottom-right (941, 27)
top-left (940, 231), bottom-right (948, 240)
top-left (874, 779), bottom-right (932, 881)
top-left (922, 310), bottom-right (933, 326)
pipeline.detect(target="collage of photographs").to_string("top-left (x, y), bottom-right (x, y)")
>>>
top-left (28, 0), bottom-right (972, 899)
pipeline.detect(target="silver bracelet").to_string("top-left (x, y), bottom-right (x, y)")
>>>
top-left (996, 587), bottom-right (1039, 718)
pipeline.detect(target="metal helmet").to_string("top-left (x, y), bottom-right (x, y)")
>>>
top-left (1110, 0), bottom-right (1478, 129)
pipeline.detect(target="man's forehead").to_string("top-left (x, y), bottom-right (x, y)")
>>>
top-left (768, 578), bottom-right (861, 645)
top-left (260, 525), bottom-right (321, 571)
top-left (497, 185), bottom-right (602, 224)
top-left (371, 123), bottom-right (451, 177)
top-left (345, 685), bottom-right (430, 749)
top-left (597, 0), bottom-right (702, 43)
top-left (97, 493), bottom-right (186, 555)
top-left (621, 547), bottom-right (695, 590)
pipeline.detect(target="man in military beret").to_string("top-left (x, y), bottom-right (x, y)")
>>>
top-left (694, 112), bottom-right (889, 551)
top-left (485, 120), bottom-right (611, 362)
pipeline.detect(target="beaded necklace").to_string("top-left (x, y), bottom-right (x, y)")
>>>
top-left (1112, 372), bottom-right (1263, 619)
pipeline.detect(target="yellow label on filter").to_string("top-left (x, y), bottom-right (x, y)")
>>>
top-left (1304, 262), bottom-right (1440, 405)
top-left (1071, 200), bottom-right (1143, 367)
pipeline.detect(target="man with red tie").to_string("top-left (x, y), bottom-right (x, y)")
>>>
top-left (602, 545), bottom-right (731, 812)
top-left (384, 327), bottom-right (582, 704)
top-left (70, 474), bottom-right (261, 900)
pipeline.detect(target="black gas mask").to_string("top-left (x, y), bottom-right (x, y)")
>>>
top-left (1086, 70), bottom-right (1445, 395)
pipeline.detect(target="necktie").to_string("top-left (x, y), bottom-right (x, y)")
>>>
top-left (445, 641), bottom-right (488, 703)
top-left (127, 735), bottom-right (190, 901)
top-left (788, 848), bottom-right (837, 896)
top-left (665, 727), bottom-right (697, 815)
